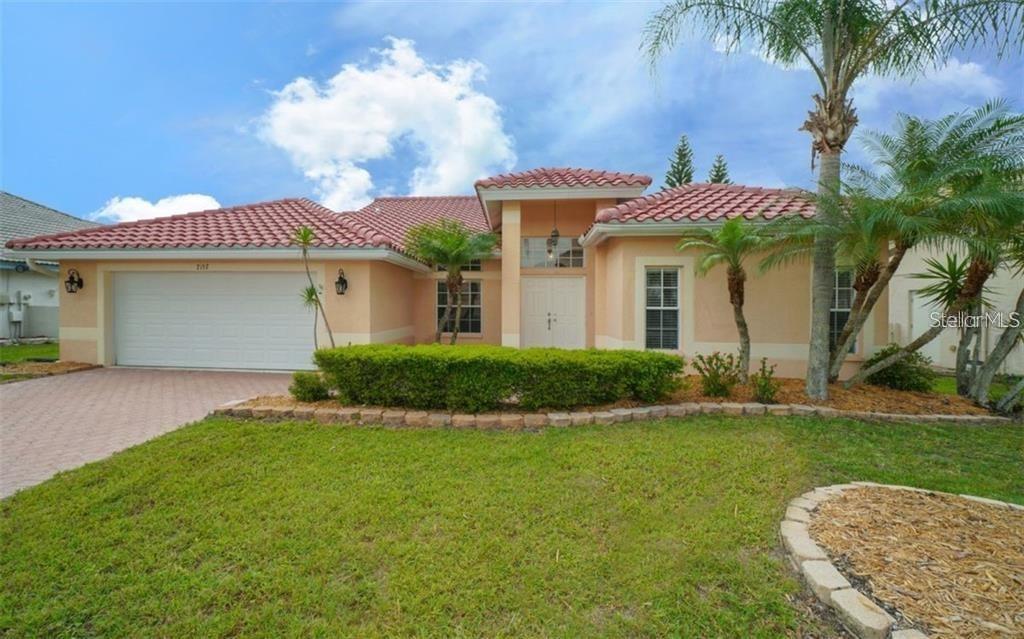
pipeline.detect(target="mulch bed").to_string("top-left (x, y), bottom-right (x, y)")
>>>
top-left (672, 377), bottom-right (989, 415)
top-left (245, 396), bottom-right (341, 410)
top-left (0, 361), bottom-right (97, 381)
top-left (809, 487), bottom-right (1024, 638)
top-left (238, 376), bottom-right (991, 418)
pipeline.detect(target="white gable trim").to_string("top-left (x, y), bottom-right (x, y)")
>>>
top-left (477, 186), bottom-right (647, 202)
top-left (580, 221), bottom-right (734, 247)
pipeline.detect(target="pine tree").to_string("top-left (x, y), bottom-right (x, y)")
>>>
top-left (664, 134), bottom-right (694, 188)
top-left (707, 154), bottom-right (732, 184)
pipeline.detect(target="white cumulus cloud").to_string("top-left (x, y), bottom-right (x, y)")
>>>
top-left (92, 194), bottom-right (222, 223)
top-left (853, 58), bottom-right (1003, 110)
top-left (258, 37), bottom-right (516, 211)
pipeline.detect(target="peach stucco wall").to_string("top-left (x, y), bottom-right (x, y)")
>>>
top-left (594, 236), bottom-right (887, 378)
top-left (412, 258), bottom-right (502, 344)
top-left (55, 258), bottom-right (409, 365)
top-left (54, 211), bottom-right (892, 380)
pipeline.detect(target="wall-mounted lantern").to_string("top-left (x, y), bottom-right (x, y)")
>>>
top-left (546, 202), bottom-right (560, 260)
top-left (334, 268), bottom-right (348, 295)
top-left (64, 268), bottom-right (84, 294)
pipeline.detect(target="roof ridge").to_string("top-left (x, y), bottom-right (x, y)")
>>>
top-left (5, 197), bottom-right (313, 248)
top-left (306, 204), bottom-right (396, 250)
top-left (475, 166), bottom-right (653, 189)
top-left (369, 194), bottom-right (477, 201)
top-left (594, 182), bottom-right (814, 225)
top-left (1, 191), bottom-right (98, 227)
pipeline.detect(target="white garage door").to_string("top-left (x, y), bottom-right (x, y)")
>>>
top-left (114, 272), bottom-right (316, 370)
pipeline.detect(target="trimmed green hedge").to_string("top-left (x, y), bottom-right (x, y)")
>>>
top-left (312, 344), bottom-right (684, 412)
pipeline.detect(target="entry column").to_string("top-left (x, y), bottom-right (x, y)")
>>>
top-left (501, 201), bottom-right (521, 347)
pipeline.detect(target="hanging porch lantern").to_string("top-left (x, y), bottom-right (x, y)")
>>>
top-left (546, 202), bottom-right (560, 261)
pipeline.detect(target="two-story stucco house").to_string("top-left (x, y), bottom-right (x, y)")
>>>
top-left (6, 167), bottom-right (890, 376)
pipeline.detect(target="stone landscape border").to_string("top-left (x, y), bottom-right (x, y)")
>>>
top-left (0, 362), bottom-right (101, 383)
top-left (780, 482), bottom-right (1024, 639)
top-left (211, 398), bottom-right (1016, 428)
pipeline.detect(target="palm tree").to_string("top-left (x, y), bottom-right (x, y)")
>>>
top-left (678, 217), bottom-right (773, 379)
top-left (643, 0), bottom-right (1024, 399)
top-left (970, 238), bottom-right (1024, 406)
top-left (908, 254), bottom-right (987, 394)
top-left (846, 212), bottom-right (1024, 388)
top-left (760, 191), bottom-right (900, 376)
top-left (768, 101), bottom-right (1024, 382)
top-left (405, 219), bottom-right (497, 344)
top-left (293, 226), bottom-right (335, 349)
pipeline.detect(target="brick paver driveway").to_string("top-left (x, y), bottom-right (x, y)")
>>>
top-left (0, 368), bottom-right (290, 497)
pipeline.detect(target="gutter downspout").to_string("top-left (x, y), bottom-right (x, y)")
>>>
top-left (25, 258), bottom-right (59, 278)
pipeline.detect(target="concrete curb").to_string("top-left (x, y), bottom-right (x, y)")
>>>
top-left (780, 482), bottom-right (1023, 639)
top-left (209, 400), bottom-right (1015, 430)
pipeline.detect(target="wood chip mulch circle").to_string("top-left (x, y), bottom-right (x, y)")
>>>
top-left (809, 487), bottom-right (1024, 638)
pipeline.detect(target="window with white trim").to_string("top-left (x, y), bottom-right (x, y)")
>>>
top-left (436, 259), bottom-right (482, 272)
top-left (645, 268), bottom-right (680, 350)
top-left (437, 281), bottom-right (482, 333)
top-left (831, 269), bottom-right (855, 353)
top-left (521, 237), bottom-right (584, 268)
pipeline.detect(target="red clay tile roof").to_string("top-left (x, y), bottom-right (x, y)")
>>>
top-left (475, 167), bottom-right (652, 190)
top-left (595, 183), bottom-right (815, 224)
top-left (5, 198), bottom-right (394, 251)
top-left (343, 196), bottom-right (489, 251)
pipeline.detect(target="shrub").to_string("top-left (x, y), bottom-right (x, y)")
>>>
top-left (692, 352), bottom-right (742, 398)
top-left (313, 344), bottom-right (684, 412)
top-left (290, 371), bottom-right (330, 402)
top-left (750, 358), bottom-right (781, 404)
top-left (863, 344), bottom-right (937, 392)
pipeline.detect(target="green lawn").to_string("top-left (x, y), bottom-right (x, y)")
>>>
top-left (0, 342), bottom-right (58, 364)
top-left (2, 417), bottom-right (1022, 638)
top-left (933, 374), bottom-right (1019, 407)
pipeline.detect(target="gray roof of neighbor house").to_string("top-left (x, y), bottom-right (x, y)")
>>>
top-left (1, 192), bottom-right (99, 263)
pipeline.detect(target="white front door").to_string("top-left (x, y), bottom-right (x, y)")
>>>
top-left (114, 271), bottom-right (316, 370)
top-left (521, 277), bottom-right (585, 348)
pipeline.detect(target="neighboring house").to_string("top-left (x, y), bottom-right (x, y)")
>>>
top-left (1, 192), bottom-right (99, 340)
top-left (6, 167), bottom-right (889, 376)
top-left (889, 247), bottom-right (1023, 375)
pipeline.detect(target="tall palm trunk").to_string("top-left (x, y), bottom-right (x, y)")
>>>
top-left (846, 258), bottom-right (995, 388)
top-left (727, 266), bottom-right (750, 382)
top-left (802, 10), bottom-right (856, 399)
top-left (829, 243), bottom-right (910, 380)
top-left (807, 151), bottom-right (841, 398)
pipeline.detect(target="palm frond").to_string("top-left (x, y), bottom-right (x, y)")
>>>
top-left (405, 219), bottom-right (498, 273)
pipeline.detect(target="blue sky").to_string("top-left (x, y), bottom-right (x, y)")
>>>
top-left (3, 1), bottom-right (1021, 222)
